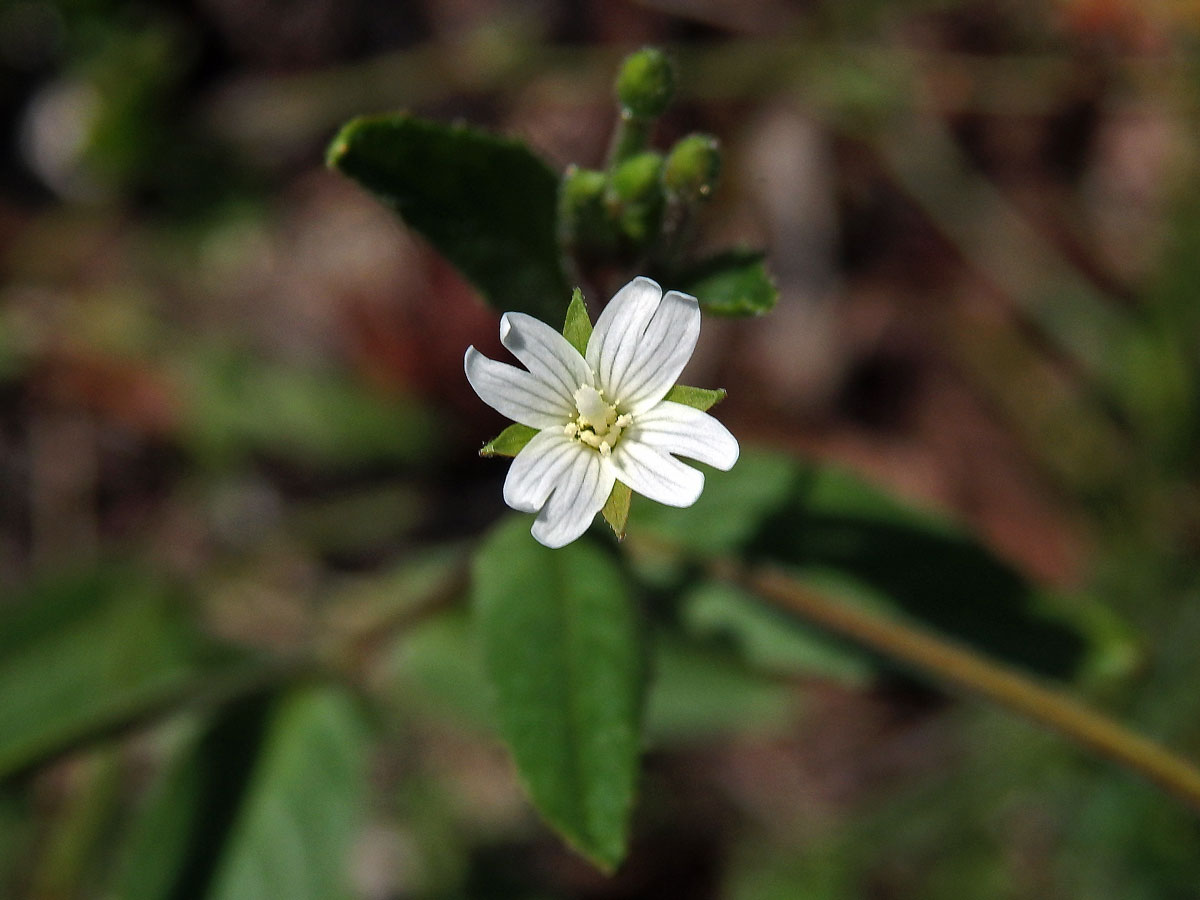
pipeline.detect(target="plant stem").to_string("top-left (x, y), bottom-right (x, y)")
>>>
top-left (714, 558), bottom-right (1200, 813)
top-left (608, 111), bottom-right (653, 167)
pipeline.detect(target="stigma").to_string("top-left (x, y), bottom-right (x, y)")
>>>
top-left (566, 384), bottom-right (631, 454)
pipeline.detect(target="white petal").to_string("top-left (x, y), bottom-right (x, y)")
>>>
top-left (585, 277), bottom-right (662, 397)
top-left (630, 400), bottom-right (739, 470)
top-left (530, 445), bottom-right (616, 549)
top-left (465, 347), bottom-right (573, 429)
top-left (608, 437), bottom-right (704, 508)
top-left (500, 312), bottom-right (593, 400)
top-left (503, 428), bottom-right (582, 513)
top-left (613, 290), bottom-right (701, 414)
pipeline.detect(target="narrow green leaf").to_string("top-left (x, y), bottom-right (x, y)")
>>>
top-left (0, 567), bottom-right (251, 778)
top-left (601, 482), bottom-right (632, 539)
top-left (662, 384), bottom-right (726, 411)
top-left (474, 518), bottom-right (644, 871)
top-left (328, 114), bottom-right (570, 321)
top-left (681, 581), bottom-right (872, 685)
top-left (479, 423), bottom-right (538, 458)
top-left (630, 451), bottom-right (1131, 681)
top-left (207, 688), bottom-right (370, 900)
top-left (562, 287), bottom-right (593, 356)
top-left (676, 249), bottom-right (778, 316)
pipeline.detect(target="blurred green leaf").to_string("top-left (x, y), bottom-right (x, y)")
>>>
top-left (473, 518), bottom-right (644, 871)
top-left (682, 581), bottom-right (873, 685)
top-left (644, 638), bottom-right (800, 744)
top-left (111, 689), bottom-right (368, 900)
top-left (204, 687), bottom-right (369, 900)
top-left (663, 384), bottom-right (726, 411)
top-left (479, 423), bottom-right (538, 459)
top-left (328, 114), bottom-right (570, 321)
top-left (675, 249), bottom-right (777, 316)
top-left (0, 567), bottom-right (250, 778)
top-left (176, 349), bottom-right (437, 470)
top-left (631, 451), bottom-right (1128, 681)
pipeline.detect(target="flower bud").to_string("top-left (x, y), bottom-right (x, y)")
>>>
top-left (559, 165), bottom-right (614, 253)
top-left (615, 47), bottom-right (675, 119)
top-left (662, 133), bottom-right (721, 200)
top-left (608, 152), bottom-right (664, 247)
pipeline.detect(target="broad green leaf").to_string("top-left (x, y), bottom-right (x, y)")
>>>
top-left (479, 423), bottom-right (538, 458)
top-left (473, 518), bottom-right (644, 871)
top-left (208, 688), bottom-right (369, 900)
top-left (663, 384), bottom-right (726, 411)
top-left (676, 249), bottom-right (778, 316)
top-left (630, 451), bottom-right (1130, 681)
top-left (328, 115), bottom-right (570, 321)
top-left (562, 287), bottom-right (593, 356)
top-left (601, 482), bottom-right (633, 539)
top-left (0, 567), bottom-right (251, 778)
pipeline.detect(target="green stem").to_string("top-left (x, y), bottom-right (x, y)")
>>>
top-left (712, 558), bottom-right (1200, 813)
top-left (608, 111), bottom-right (653, 166)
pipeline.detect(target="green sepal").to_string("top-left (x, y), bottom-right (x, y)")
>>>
top-left (663, 385), bottom-right (727, 412)
top-left (480, 423), bottom-right (538, 458)
top-left (601, 482), bottom-right (632, 540)
top-left (563, 288), bottom-right (593, 356)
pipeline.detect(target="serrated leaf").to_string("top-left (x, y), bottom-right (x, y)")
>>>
top-left (662, 384), bottom-right (726, 411)
top-left (473, 518), bottom-right (644, 871)
top-left (0, 567), bottom-right (252, 779)
top-left (563, 287), bottom-right (593, 356)
top-left (328, 114), bottom-right (570, 321)
top-left (601, 482), bottom-right (632, 539)
top-left (676, 249), bottom-right (778, 316)
top-left (479, 423), bottom-right (539, 458)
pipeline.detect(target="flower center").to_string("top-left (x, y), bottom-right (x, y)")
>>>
top-left (564, 384), bottom-right (631, 457)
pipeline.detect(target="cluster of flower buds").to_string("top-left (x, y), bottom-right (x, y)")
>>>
top-left (559, 48), bottom-right (723, 272)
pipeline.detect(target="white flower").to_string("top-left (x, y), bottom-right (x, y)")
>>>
top-left (465, 276), bottom-right (739, 548)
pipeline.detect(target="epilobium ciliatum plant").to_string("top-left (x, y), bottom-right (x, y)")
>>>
top-left (327, 44), bottom-right (1151, 878)
top-left (328, 45), bottom-right (777, 868)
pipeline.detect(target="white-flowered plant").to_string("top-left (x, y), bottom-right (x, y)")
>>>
top-left (465, 276), bottom-right (739, 548)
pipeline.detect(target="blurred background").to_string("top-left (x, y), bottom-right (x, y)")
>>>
top-left (3, 0), bottom-right (1200, 897)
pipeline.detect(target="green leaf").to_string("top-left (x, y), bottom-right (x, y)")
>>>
top-left (663, 384), bottom-right (726, 411)
top-left (473, 518), bottom-right (644, 871)
top-left (676, 249), bottom-right (778, 316)
top-left (682, 581), bottom-right (873, 685)
top-left (644, 638), bottom-right (799, 744)
top-left (601, 482), bottom-right (632, 539)
top-left (205, 688), bottom-right (369, 900)
top-left (0, 567), bottom-right (251, 778)
top-left (630, 451), bottom-right (1129, 681)
top-left (328, 114), bottom-right (570, 321)
top-left (176, 348), bottom-right (437, 470)
top-left (479, 423), bottom-right (538, 458)
top-left (111, 689), bottom-right (369, 900)
top-left (562, 287), bottom-right (593, 356)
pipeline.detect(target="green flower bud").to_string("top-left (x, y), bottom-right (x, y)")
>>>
top-left (559, 165), bottom-right (614, 253)
top-left (662, 133), bottom-right (721, 200)
top-left (608, 152), bottom-right (664, 247)
top-left (615, 47), bottom-right (675, 119)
